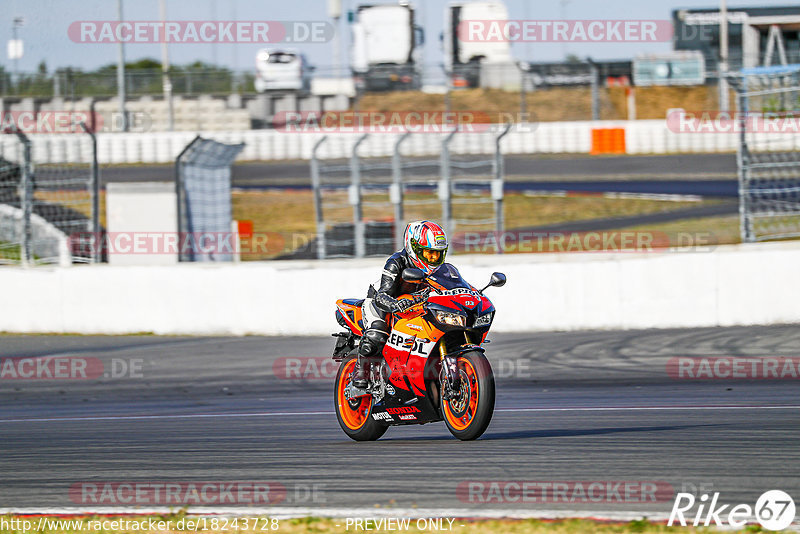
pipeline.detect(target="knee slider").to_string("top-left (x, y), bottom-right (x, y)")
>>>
top-left (364, 328), bottom-right (388, 345)
top-left (359, 325), bottom-right (389, 358)
top-left (369, 320), bottom-right (389, 334)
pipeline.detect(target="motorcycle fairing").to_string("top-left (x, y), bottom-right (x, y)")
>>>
top-left (335, 298), bottom-right (365, 336)
top-left (362, 312), bottom-right (445, 425)
top-left (369, 382), bottom-right (442, 425)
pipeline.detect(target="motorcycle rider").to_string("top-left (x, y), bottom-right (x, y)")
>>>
top-left (352, 220), bottom-right (449, 388)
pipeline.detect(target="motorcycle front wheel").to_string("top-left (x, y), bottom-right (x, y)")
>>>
top-left (334, 354), bottom-right (388, 441)
top-left (441, 350), bottom-right (495, 440)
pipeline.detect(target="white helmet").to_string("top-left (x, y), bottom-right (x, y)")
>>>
top-left (403, 220), bottom-right (448, 275)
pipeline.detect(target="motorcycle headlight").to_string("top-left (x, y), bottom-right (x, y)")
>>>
top-left (434, 310), bottom-right (466, 327)
top-left (473, 312), bottom-right (493, 328)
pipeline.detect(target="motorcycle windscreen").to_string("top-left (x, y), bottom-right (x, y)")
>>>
top-left (427, 263), bottom-right (478, 292)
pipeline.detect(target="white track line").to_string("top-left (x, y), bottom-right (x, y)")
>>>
top-left (498, 405), bottom-right (800, 412)
top-left (0, 405), bottom-right (798, 424)
top-left (0, 411), bottom-right (333, 423)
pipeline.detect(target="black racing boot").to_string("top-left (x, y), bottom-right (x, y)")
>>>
top-left (353, 320), bottom-right (389, 389)
top-left (352, 355), bottom-right (369, 389)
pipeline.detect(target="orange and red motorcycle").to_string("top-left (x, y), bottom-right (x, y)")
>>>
top-left (332, 263), bottom-right (506, 441)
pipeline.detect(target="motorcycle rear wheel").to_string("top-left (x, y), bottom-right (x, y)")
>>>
top-left (441, 351), bottom-right (495, 440)
top-left (334, 354), bottom-right (388, 441)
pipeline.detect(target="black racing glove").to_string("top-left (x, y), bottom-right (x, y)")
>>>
top-left (374, 291), bottom-right (427, 313)
top-left (374, 292), bottom-right (402, 313)
top-left (395, 297), bottom-right (417, 312)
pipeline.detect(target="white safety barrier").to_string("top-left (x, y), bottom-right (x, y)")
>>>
top-left (0, 205), bottom-right (71, 267)
top-left (0, 241), bottom-right (796, 335)
top-left (0, 119), bottom-right (764, 165)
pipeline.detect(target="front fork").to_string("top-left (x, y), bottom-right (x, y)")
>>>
top-left (440, 334), bottom-right (468, 400)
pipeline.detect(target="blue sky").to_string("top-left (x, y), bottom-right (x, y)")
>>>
top-left (2, 0), bottom-right (798, 74)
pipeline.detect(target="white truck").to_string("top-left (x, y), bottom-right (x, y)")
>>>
top-left (254, 48), bottom-right (313, 93)
top-left (351, 3), bottom-right (423, 91)
top-left (443, 1), bottom-right (514, 88)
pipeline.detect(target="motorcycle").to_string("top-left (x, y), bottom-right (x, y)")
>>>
top-left (331, 263), bottom-right (506, 441)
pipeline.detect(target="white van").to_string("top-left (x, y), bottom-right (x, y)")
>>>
top-left (254, 49), bottom-right (313, 93)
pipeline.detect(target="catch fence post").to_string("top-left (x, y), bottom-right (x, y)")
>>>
top-left (311, 136), bottom-right (329, 259)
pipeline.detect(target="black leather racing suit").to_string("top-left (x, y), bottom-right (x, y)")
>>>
top-left (369, 250), bottom-right (421, 313)
top-left (357, 250), bottom-right (419, 361)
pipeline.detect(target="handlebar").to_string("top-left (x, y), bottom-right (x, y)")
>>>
top-left (395, 289), bottom-right (430, 313)
top-left (412, 288), bottom-right (431, 302)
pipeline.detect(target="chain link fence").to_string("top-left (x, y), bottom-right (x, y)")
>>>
top-left (0, 127), bottom-right (99, 265)
top-left (733, 66), bottom-right (800, 242)
top-left (175, 136), bottom-right (244, 262)
top-left (3, 68), bottom-right (256, 98)
top-left (310, 128), bottom-right (510, 260)
top-left (443, 125), bottom-right (511, 252)
top-left (393, 133), bottom-right (448, 250)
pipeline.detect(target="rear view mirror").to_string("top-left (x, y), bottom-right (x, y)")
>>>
top-left (480, 272), bottom-right (507, 293)
top-left (402, 268), bottom-right (425, 283)
top-left (489, 272), bottom-right (506, 287)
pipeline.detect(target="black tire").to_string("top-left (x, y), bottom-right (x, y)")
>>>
top-left (441, 351), bottom-right (495, 440)
top-left (334, 354), bottom-right (388, 442)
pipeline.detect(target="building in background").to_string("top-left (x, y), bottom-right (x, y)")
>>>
top-left (673, 6), bottom-right (800, 72)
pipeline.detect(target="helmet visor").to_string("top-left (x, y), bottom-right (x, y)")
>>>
top-left (412, 240), bottom-right (447, 267)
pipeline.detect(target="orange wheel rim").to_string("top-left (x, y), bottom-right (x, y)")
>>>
top-left (337, 359), bottom-right (372, 430)
top-left (443, 358), bottom-right (479, 431)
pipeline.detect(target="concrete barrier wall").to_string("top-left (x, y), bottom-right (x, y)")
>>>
top-left (0, 119), bottom-right (768, 165)
top-left (0, 241), bottom-right (796, 336)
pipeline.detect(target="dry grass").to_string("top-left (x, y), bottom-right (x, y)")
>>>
top-left (461, 217), bottom-right (741, 255)
top-left (33, 190), bottom-right (105, 228)
top-left (356, 86), bottom-right (732, 122)
top-left (504, 193), bottom-right (710, 228)
top-left (620, 214), bottom-right (741, 247)
top-left (231, 190), bottom-right (715, 259)
top-left (29, 189), bottom-right (732, 260)
top-left (231, 190), bottom-right (705, 235)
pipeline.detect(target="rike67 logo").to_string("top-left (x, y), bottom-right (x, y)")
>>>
top-left (669, 490), bottom-right (796, 530)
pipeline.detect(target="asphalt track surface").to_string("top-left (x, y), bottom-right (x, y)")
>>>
top-left (1, 325), bottom-right (799, 516)
top-left (101, 153), bottom-right (738, 196)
